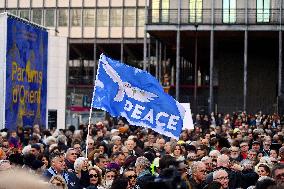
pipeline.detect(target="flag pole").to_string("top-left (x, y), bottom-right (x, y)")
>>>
top-left (86, 103), bottom-right (93, 158)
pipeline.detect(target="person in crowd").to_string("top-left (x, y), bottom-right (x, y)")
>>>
top-left (135, 156), bottom-right (155, 189)
top-left (102, 168), bottom-right (118, 189)
top-left (43, 152), bottom-right (80, 189)
top-left (74, 157), bottom-right (90, 188)
top-left (123, 167), bottom-right (137, 189)
top-left (65, 148), bottom-right (77, 172)
top-left (188, 161), bottom-right (207, 189)
top-left (256, 163), bottom-right (271, 177)
top-left (49, 175), bottom-right (68, 189)
top-left (213, 169), bottom-right (229, 189)
top-left (271, 163), bottom-right (284, 185)
top-left (87, 166), bottom-right (103, 189)
top-left (239, 141), bottom-right (249, 160)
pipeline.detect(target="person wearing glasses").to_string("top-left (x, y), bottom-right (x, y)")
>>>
top-left (123, 168), bottom-right (137, 189)
top-left (49, 175), bottom-right (68, 189)
top-left (213, 169), bottom-right (229, 189)
top-left (87, 167), bottom-right (103, 189)
top-left (188, 161), bottom-right (207, 189)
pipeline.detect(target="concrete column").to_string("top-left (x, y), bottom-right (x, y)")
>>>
top-left (155, 40), bottom-right (159, 79)
top-left (158, 42), bottom-right (162, 82)
top-left (148, 37), bottom-right (151, 72)
top-left (279, 0), bottom-right (282, 96)
top-left (209, 30), bottom-right (214, 114)
top-left (244, 30), bottom-right (248, 111)
top-left (93, 43), bottom-right (97, 84)
top-left (120, 43), bottom-right (124, 63)
top-left (176, 30), bottom-right (180, 101)
top-left (176, 0), bottom-right (181, 101)
top-left (279, 31), bottom-right (282, 97)
top-left (143, 0), bottom-right (148, 70)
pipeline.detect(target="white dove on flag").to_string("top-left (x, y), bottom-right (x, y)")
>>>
top-left (100, 56), bottom-right (158, 103)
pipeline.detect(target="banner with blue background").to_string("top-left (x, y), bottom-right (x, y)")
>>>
top-left (5, 16), bottom-right (48, 130)
top-left (92, 54), bottom-right (185, 140)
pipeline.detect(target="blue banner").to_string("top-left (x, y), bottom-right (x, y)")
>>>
top-left (92, 54), bottom-right (185, 140)
top-left (5, 17), bottom-right (48, 130)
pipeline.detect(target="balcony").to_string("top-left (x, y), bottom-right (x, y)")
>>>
top-left (147, 8), bottom-right (283, 26)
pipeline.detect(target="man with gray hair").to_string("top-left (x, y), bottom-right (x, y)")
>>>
top-left (135, 156), bottom-right (155, 189)
top-left (188, 161), bottom-right (207, 189)
top-left (213, 169), bottom-right (229, 189)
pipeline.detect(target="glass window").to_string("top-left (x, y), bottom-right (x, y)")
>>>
top-left (257, 0), bottom-right (270, 22)
top-left (83, 9), bottom-right (95, 27)
top-left (223, 0), bottom-right (236, 23)
top-left (7, 9), bottom-right (17, 15)
top-left (189, 0), bottom-right (203, 23)
top-left (138, 8), bottom-right (145, 26)
top-left (110, 8), bottom-right (122, 27)
top-left (97, 9), bottom-right (109, 27)
top-left (45, 9), bottom-right (55, 27)
top-left (161, 0), bottom-right (169, 22)
top-left (32, 9), bottom-right (42, 25)
top-left (58, 9), bottom-right (68, 27)
top-left (151, 0), bottom-right (159, 23)
top-left (19, 10), bottom-right (30, 20)
top-left (124, 8), bottom-right (136, 27)
top-left (71, 9), bottom-right (81, 27)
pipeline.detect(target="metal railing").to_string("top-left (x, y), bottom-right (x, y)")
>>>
top-left (147, 8), bottom-right (283, 25)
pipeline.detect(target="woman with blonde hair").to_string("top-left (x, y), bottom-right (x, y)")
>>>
top-left (49, 175), bottom-right (68, 189)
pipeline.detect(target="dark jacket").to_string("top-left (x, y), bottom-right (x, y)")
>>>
top-left (188, 177), bottom-right (205, 189)
top-left (42, 167), bottom-right (81, 189)
top-left (136, 170), bottom-right (155, 189)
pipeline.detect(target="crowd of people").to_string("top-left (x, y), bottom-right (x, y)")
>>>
top-left (1, 112), bottom-right (284, 189)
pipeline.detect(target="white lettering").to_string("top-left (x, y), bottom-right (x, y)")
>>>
top-left (156, 112), bottom-right (169, 127)
top-left (131, 104), bottom-right (145, 119)
top-left (142, 109), bottom-right (154, 124)
top-left (167, 115), bottom-right (180, 130)
top-left (124, 100), bottom-right (133, 111)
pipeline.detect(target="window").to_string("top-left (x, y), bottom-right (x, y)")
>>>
top-left (45, 9), bottom-right (55, 27)
top-left (138, 8), bottom-right (145, 26)
top-left (161, 0), bottom-right (169, 22)
top-left (19, 9), bottom-right (30, 20)
top-left (110, 8), bottom-right (122, 27)
top-left (58, 9), bottom-right (68, 27)
top-left (189, 0), bottom-right (203, 23)
top-left (97, 9), bottom-right (108, 27)
top-left (257, 0), bottom-right (270, 22)
top-left (83, 9), bottom-right (95, 27)
top-left (124, 8), bottom-right (136, 27)
top-left (32, 9), bottom-right (42, 25)
top-left (71, 9), bottom-right (81, 27)
top-left (223, 0), bottom-right (236, 23)
top-left (151, 0), bottom-right (159, 23)
top-left (7, 9), bottom-right (17, 16)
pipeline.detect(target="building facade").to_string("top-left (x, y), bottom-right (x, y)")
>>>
top-left (146, 0), bottom-right (284, 114)
top-left (1, 0), bottom-right (283, 128)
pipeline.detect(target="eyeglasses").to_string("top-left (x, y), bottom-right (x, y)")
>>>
top-left (216, 176), bottom-right (229, 180)
top-left (89, 174), bottom-right (98, 178)
top-left (127, 175), bottom-right (137, 179)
